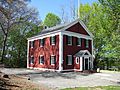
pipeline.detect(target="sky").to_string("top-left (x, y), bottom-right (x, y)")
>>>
top-left (29, 0), bottom-right (98, 21)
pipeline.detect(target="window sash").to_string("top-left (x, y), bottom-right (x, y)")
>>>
top-left (51, 36), bottom-right (55, 45)
top-left (77, 38), bottom-right (81, 46)
top-left (40, 39), bottom-right (44, 47)
top-left (67, 36), bottom-right (72, 45)
top-left (50, 56), bottom-right (56, 65)
top-left (39, 56), bottom-right (44, 64)
top-left (67, 55), bottom-right (72, 65)
top-left (30, 56), bottom-right (34, 64)
top-left (86, 40), bottom-right (89, 48)
top-left (31, 41), bottom-right (34, 48)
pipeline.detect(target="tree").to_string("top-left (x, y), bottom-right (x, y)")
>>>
top-left (78, 1), bottom-right (120, 69)
top-left (44, 13), bottom-right (61, 27)
top-left (0, 0), bottom-right (40, 65)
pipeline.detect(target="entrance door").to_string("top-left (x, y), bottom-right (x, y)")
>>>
top-left (84, 57), bottom-right (89, 70)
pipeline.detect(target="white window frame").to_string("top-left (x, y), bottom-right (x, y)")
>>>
top-left (86, 39), bottom-right (89, 48)
top-left (67, 55), bottom-right (72, 65)
top-left (77, 38), bottom-right (81, 46)
top-left (67, 36), bottom-right (72, 45)
top-left (51, 36), bottom-right (56, 45)
top-left (76, 57), bottom-right (79, 64)
top-left (39, 55), bottom-right (44, 65)
top-left (50, 55), bottom-right (56, 65)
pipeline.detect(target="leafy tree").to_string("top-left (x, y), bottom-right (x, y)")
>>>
top-left (0, 0), bottom-right (40, 66)
top-left (44, 13), bottom-right (61, 27)
top-left (78, 1), bottom-right (120, 69)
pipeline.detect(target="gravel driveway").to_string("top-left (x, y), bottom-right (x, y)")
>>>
top-left (1, 68), bottom-right (120, 89)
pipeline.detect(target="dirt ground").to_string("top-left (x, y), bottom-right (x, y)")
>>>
top-left (0, 72), bottom-right (49, 90)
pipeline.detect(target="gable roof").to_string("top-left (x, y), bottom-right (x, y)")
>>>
top-left (74, 50), bottom-right (91, 57)
top-left (29, 18), bottom-right (93, 39)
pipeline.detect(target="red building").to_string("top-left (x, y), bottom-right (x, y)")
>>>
top-left (27, 19), bottom-right (94, 72)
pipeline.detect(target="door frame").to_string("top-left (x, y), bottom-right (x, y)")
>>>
top-left (84, 57), bottom-right (89, 70)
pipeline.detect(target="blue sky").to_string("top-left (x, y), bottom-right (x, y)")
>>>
top-left (29, 0), bottom-right (98, 21)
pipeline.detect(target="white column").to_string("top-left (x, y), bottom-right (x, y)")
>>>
top-left (91, 39), bottom-right (94, 69)
top-left (27, 40), bottom-right (29, 68)
top-left (59, 32), bottom-right (63, 71)
top-left (88, 58), bottom-right (89, 70)
top-left (80, 57), bottom-right (82, 71)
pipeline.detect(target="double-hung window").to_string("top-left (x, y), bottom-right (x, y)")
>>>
top-left (85, 39), bottom-right (89, 48)
top-left (77, 38), bottom-right (81, 46)
top-left (39, 55), bottom-right (44, 64)
top-left (30, 56), bottom-right (34, 64)
top-left (50, 36), bottom-right (56, 45)
top-left (50, 55), bottom-right (56, 65)
top-left (67, 36), bottom-right (72, 45)
top-left (39, 39), bottom-right (44, 47)
top-left (30, 41), bottom-right (34, 48)
top-left (67, 55), bottom-right (72, 65)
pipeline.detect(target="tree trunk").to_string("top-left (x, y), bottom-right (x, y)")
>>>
top-left (1, 35), bottom-right (8, 63)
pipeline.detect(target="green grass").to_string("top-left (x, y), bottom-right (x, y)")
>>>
top-left (62, 86), bottom-right (120, 90)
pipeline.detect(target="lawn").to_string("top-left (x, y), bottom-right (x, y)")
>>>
top-left (62, 86), bottom-right (120, 90)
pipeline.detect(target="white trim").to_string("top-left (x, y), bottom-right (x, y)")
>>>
top-left (27, 41), bottom-right (29, 68)
top-left (80, 57), bottom-right (82, 71)
top-left (28, 32), bottom-right (59, 41)
top-left (91, 39), bottom-right (94, 69)
top-left (59, 32), bottom-right (63, 71)
top-left (61, 18), bottom-right (93, 38)
top-left (27, 18), bottom-right (93, 41)
top-left (62, 31), bottom-right (92, 40)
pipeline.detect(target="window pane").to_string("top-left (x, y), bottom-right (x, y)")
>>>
top-left (77, 38), bottom-right (81, 46)
top-left (50, 56), bottom-right (56, 64)
top-left (39, 56), bottom-right (44, 64)
top-left (30, 56), bottom-right (34, 64)
top-left (31, 41), bottom-right (34, 47)
top-left (67, 36), bottom-right (72, 45)
top-left (40, 39), bottom-right (44, 46)
top-left (67, 55), bottom-right (72, 65)
top-left (86, 40), bottom-right (89, 48)
top-left (51, 36), bottom-right (55, 45)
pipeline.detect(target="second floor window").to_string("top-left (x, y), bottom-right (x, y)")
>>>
top-left (39, 56), bottom-right (44, 64)
top-left (77, 38), bottom-right (81, 46)
top-left (30, 41), bottom-right (34, 48)
top-left (85, 39), bottom-right (89, 48)
top-left (67, 36), bottom-right (72, 45)
top-left (39, 39), bottom-right (44, 47)
top-left (50, 36), bottom-right (56, 45)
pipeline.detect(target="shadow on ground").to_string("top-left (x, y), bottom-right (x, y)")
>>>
top-left (17, 71), bottom-right (91, 79)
